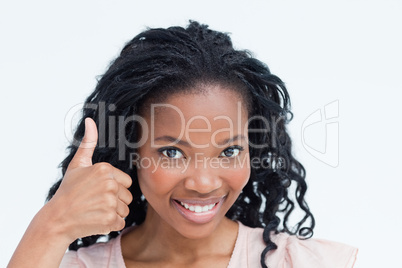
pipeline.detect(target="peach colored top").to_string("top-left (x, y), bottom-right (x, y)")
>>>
top-left (60, 222), bottom-right (358, 267)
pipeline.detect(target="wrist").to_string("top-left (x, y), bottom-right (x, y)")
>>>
top-left (31, 200), bottom-right (75, 247)
top-left (7, 202), bottom-right (74, 268)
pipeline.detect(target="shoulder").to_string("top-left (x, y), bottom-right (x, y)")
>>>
top-left (228, 222), bottom-right (358, 268)
top-left (268, 231), bottom-right (358, 268)
top-left (59, 233), bottom-right (127, 268)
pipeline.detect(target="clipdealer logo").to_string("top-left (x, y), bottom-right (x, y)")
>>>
top-left (301, 100), bottom-right (339, 167)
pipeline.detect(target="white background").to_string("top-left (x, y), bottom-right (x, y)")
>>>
top-left (1, 1), bottom-right (401, 267)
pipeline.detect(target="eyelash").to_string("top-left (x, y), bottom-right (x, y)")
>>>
top-left (158, 145), bottom-right (244, 159)
top-left (219, 145), bottom-right (244, 158)
top-left (158, 147), bottom-right (184, 159)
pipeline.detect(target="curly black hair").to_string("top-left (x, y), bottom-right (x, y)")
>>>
top-left (47, 21), bottom-right (314, 268)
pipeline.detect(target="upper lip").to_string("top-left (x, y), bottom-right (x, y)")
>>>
top-left (173, 196), bottom-right (226, 206)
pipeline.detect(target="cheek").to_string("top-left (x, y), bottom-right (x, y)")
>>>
top-left (137, 165), bottom-right (183, 197)
top-left (224, 161), bottom-right (251, 191)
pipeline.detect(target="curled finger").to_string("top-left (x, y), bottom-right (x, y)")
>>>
top-left (117, 184), bottom-right (133, 205)
top-left (116, 199), bottom-right (130, 218)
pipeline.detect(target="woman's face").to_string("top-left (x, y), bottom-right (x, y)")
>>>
top-left (136, 84), bottom-right (250, 239)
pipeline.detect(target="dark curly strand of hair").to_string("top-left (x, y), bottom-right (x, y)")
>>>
top-left (46, 21), bottom-right (315, 267)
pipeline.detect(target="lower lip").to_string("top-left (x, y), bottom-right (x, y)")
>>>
top-left (172, 198), bottom-right (225, 224)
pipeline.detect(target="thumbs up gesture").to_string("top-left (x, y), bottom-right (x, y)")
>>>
top-left (48, 117), bottom-right (133, 242)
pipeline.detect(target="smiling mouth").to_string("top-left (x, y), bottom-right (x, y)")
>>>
top-left (171, 196), bottom-right (226, 224)
top-left (177, 201), bottom-right (217, 213)
top-left (172, 197), bottom-right (225, 224)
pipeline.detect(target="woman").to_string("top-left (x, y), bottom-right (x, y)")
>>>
top-left (9, 21), bottom-right (357, 267)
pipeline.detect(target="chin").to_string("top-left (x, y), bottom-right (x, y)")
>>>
top-left (172, 220), bottom-right (221, 240)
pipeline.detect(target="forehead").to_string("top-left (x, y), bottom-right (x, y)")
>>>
top-left (142, 85), bottom-right (249, 145)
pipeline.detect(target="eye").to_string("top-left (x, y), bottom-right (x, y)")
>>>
top-left (220, 146), bottom-right (243, 158)
top-left (160, 148), bottom-right (184, 159)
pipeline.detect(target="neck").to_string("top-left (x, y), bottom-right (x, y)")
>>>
top-left (122, 204), bottom-right (238, 263)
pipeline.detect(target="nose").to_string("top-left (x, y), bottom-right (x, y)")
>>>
top-left (184, 165), bottom-right (222, 194)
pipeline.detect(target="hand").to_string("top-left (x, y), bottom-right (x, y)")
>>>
top-left (47, 117), bottom-right (133, 242)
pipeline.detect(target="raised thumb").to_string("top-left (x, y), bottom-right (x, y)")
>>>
top-left (68, 117), bottom-right (98, 169)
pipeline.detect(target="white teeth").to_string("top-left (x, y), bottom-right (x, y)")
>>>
top-left (180, 201), bottom-right (217, 213)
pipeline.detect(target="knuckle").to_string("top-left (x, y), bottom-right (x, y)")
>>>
top-left (102, 212), bottom-right (117, 226)
top-left (104, 179), bottom-right (119, 194)
top-left (104, 194), bottom-right (118, 209)
top-left (94, 162), bottom-right (113, 174)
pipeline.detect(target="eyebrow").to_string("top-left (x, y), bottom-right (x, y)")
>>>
top-left (216, 134), bottom-right (247, 146)
top-left (154, 136), bottom-right (191, 147)
top-left (153, 134), bottom-right (247, 147)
